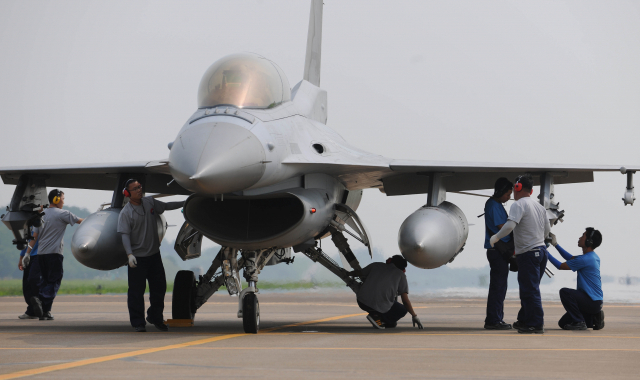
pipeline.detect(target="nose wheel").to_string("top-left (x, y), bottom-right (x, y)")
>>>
top-left (242, 293), bottom-right (260, 333)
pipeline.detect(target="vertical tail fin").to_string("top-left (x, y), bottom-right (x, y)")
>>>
top-left (303, 0), bottom-right (323, 87)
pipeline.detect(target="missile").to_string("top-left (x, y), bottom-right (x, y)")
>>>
top-left (398, 201), bottom-right (469, 269)
top-left (71, 208), bottom-right (167, 271)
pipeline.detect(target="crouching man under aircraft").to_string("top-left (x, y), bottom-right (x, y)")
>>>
top-left (490, 174), bottom-right (550, 334)
top-left (348, 255), bottom-right (423, 330)
top-left (546, 230), bottom-right (605, 330)
top-left (117, 179), bottom-right (184, 333)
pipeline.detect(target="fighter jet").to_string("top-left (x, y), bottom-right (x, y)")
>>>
top-left (1, 0), bottom-right (638, 333)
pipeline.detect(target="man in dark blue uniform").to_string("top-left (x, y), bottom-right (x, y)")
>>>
top-left (483, 177), bottom-right (514, 330)
top-left (18, 232), bottom-right (39, 319)
top-left (547, 228), bottom-right (604, 330)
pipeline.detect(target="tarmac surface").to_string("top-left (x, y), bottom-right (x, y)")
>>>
top-left (0, 291), bottom-right (639, 379)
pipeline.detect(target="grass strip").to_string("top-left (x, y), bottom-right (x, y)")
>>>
top-left (0, 279), bottom-right (344, 296)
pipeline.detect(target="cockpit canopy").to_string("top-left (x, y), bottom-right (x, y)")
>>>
top-left (197, 53), bottom-right (291, 109)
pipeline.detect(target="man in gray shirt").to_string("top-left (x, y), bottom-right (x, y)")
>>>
top-left (349, 255), bottom-right (423, 330)
top-left (491, 174), bottom-right (550, 334)
top-left (117, 179), bottom-right (184, 332)
top-left (28, 189), bottom-right (84, 320)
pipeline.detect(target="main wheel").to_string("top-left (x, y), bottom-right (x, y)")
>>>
top-left (172, 270), bottom-right (196, 320)
top-left (242, 293), bottom-right (260, 333)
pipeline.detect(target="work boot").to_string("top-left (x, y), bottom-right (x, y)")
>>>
top-left (484, 321), bottom-right (512, 330)
top-left (18, 313), bottom-right (38, 320)
top-left (512, 321), bottom-right (524, 330)
top-left (134, 325), bottom-right (147, 332)
top-left (146, 316), bottom-right (169, 331)
top-left (39, 312), bottom-right (54, 321)
top-left (592, 310), bottom-right (605, 330)
top-left (562, 321), bottom-right (587, 330)
top-left (366, 314), bottom-right (385, 329)
top-left (517, 325), bottom-right (545, 334)
top-left (29, 297), bottom-right (43, 318)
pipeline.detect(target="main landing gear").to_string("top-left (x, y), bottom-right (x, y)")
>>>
top-left (170, 203), bottom-right (371, 333)
top-left (171, 247), bottom-right (289, 333)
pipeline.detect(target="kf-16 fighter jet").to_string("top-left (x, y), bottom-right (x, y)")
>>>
top-left (2, 0), bottom-right (638, 333)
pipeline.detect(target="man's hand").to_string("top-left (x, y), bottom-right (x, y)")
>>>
top-left (128, 254), bottom-right (137, 268)
top-left (22, 254), bottom-right (30, 268)
top-left (489, 235), bottom-right (499, 247)
top-left (412, 315), bottom-right (423, 329)
top-left (546, 232), bottom-right (558, 247)
top-left (18, 257), bottom-right (24, 271)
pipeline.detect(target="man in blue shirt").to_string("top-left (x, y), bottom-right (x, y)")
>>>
top-left (18, 230), bottom-right (39, 319)
top-left (546, 228), bottom-right (604, 330)
top-left (483, 177), bottom-right (513, 330)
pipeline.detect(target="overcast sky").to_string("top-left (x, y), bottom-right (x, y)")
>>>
top-left (1, 0), bottom-right (639, 277)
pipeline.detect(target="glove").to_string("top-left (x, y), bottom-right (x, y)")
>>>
top-left (128, 254), bottom-right (137, 268)
top-left (22, 254), bottom-right (30, 268)
top-left (489, 234), bottom-right (499, 248)
top-left (412, 315), bottom-right (423, 329)
top-left (546, 232), bottom-right (557, 247)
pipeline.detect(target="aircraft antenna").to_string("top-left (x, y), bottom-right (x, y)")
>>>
top-left (303, 0), bottom-right (323, 87)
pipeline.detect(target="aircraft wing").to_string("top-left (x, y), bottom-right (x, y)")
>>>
top-left (284, 159), bottom-right (640, 195)
top-left (0, 160), bottom-right (191, 195)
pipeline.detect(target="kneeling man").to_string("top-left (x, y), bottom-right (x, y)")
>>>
top-left (350, 255), bottom-right (423, 330)
top-left (547, 229), bottom-right (604, 330)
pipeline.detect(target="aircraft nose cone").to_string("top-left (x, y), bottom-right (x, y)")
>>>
top-left (169, 121), bottom-right (266, 195)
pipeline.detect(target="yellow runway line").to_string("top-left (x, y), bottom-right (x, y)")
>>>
top-left (0, 311), bottom-right (364, 380)
top-left (0, 334), bottom-right (244, 380)
top-left (189, 346), bottom-right (640, 352)
top-left (259, 312), bottom-right (367, 333)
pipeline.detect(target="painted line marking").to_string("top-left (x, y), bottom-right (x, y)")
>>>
top-left (189, 347), bottom-right (640, 352)
top-left (0, 312), bottom-right (364, 379)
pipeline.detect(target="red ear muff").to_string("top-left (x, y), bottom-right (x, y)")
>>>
top-left (122, 178), bottom-right (138, 198)
top-left (514, 183), bottom-right (522, 192)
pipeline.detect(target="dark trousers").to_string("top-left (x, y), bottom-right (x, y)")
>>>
top-left (32, 255), bottom-right (64, 314)
top-left (515, 247), bottom-right (548, 328)
top-left (485, 249), bottom-right (509, 324)
top-left (127, 252), bottom-right (167, 327)
top-left (22, 257), bottom-right (40, 316)
top-left (558, 288), bottom-right (603, 328)
top-left (358, 300), bottom-right (408, 328)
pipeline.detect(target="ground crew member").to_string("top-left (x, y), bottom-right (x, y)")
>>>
top-left (483, 177), bottom-right (513, 330)
top-left (117, 179), bottom-right (184, 332)
top-left (490, 174), bottom-right (550, 334)
top-left (18, 232), bottom-right (39, 319)
top-left (546, 229), bottom-right (604, 330)
top-left (349, 255), bottom-right (423, 330)
top-left (28, 189), bottom-right (84, 320)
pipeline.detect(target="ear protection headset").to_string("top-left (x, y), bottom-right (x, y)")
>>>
top-left (585, 227), bottom-right (595, 247)
top-left (514, 176), bottom-right (533, 195)
top-left (51, 189), bottom-right (62, 205)
top-left (514, 176), bottom-right (523, 192)
top-left (122, 179), bottom-right (139, 198)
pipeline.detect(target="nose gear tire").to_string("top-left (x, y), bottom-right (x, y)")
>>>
top-left (242, 293), bottom-right (260, 333)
